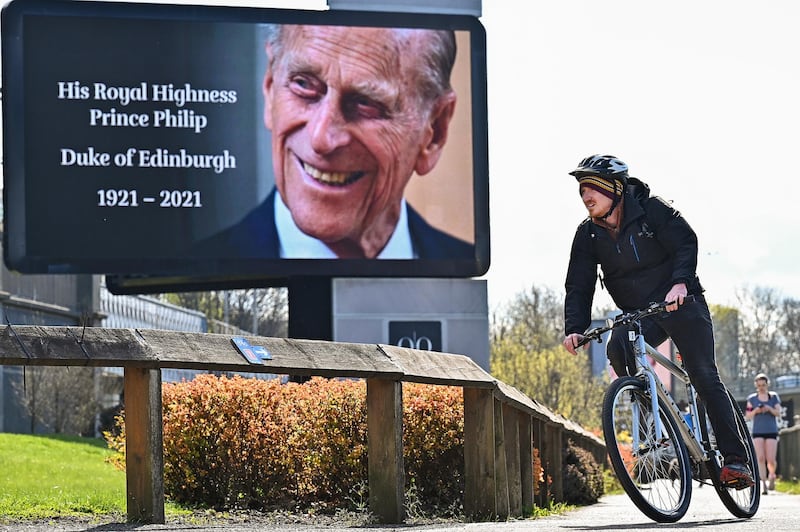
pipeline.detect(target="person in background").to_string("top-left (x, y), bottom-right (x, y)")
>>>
top-left (562, 154), bottom-right (755, 489)
top-left (746, 373), bottom-right (782, 494)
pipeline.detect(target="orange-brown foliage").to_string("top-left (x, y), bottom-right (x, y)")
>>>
top-left (106, 376), bottom-right (475, 513)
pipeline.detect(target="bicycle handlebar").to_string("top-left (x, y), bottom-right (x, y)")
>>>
top-left (575, 294), bottom-right (696, 348)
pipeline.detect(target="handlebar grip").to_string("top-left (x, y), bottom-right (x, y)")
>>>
top-left (575, 330), bottom-right (603, 349)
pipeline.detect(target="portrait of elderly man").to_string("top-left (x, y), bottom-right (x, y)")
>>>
top-left (204, 23), bottom-right (474, 259)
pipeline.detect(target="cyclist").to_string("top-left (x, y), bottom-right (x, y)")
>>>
top-left (561, 154), bottom-right (754, 488)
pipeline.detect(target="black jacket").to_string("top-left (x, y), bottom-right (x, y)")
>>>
top-left (564, 179), bottom-right (703, 335)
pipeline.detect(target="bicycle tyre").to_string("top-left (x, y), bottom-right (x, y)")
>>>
top-left (701, 387), bottom-right (760, 518)
top-left (602, 376), bottom-right (692, 523)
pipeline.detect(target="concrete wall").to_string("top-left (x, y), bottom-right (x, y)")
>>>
top-left (333, 278), bottom-right (490, 371)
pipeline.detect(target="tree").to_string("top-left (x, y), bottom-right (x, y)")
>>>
top-left (780, 297), bottom-right (800, 373)
top-left (162, 288), bottom-right (288, 337)
top-left (735, 285), bottom-right (800, 386)
top-left (490, 284), bottom-right (607, 431)
top-left (13, 366), bottom-right (115, 435)
top-left (491, 285), bottom-right (563, 352)
top-left (492, 283), bottom-right (800, 431)
top-left (709, 304), bottom-right (739, 387)
top-left (492, 339), bottom-right (606, 430)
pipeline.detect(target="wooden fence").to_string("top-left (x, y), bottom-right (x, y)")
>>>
top-left (778, 424), bottom-right (800, 479)
top-left (0, 325), bottom-right (605, 524)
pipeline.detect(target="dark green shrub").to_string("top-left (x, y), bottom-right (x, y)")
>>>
top-left (562, 439), bottom-right (604, 504)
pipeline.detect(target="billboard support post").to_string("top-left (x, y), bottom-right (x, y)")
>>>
top-left (287, 277), bottom-right (333, 382)
top-left (288, 277), bottom-right (333, 342)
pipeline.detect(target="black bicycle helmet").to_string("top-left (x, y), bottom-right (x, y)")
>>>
top-left (570, 154), bottom-right (629, 220)
top-left (569, 154), bottom-right (629, 185)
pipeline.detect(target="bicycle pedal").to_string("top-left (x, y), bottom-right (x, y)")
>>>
top-left (722, 478), bottom-right (753, 490)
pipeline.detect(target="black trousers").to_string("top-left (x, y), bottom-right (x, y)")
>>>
top-left (605, 296), bottom-right (747, 463)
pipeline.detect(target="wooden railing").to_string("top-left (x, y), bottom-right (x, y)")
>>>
top-left (778, 424), bottom-right (800, 479)
top-left (0, 325), bottom-right (605, 524)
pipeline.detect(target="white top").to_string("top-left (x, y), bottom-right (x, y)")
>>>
top-left (274, 192), bottom-right (415, 259)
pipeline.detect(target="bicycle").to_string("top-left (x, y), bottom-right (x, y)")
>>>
top-left (576, 297), bottom-right (760, 522)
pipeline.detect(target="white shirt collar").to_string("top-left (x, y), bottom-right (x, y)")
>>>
top-left (274, 192), bottom-right (415, 259)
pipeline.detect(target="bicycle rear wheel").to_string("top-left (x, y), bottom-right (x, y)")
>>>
top-left (602, 376), bottom-right (692, 523)
top-left (701, 388), bottom-right (760, 518)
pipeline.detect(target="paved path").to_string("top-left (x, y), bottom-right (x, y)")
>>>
top-left (2, 485), bottom-right (797, 531)
top-left (520, 484), bottom-right (798, 532)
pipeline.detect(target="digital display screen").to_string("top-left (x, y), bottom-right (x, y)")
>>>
top-left (1, 0), bottom-right (489, 291)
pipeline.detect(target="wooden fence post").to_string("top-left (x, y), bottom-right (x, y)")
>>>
top-left (518, 411), bottom-right (534, 514)
top-left (366, 378), bottom-right (405, 523)
top-left (545, 423), bottom-right (564, 502)
top-left (493, 398), bottom-right (510, 520)
top-left (502, 403), bottom-right (522, 516)
top-left (123, 367), bottom-right (165, 524)
top-left (463, 387), bottom-right (495, 520)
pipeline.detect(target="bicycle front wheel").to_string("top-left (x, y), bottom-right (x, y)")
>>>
top-left (701, 387), bottom-right (761, 518)
top-left (602, 376), bottom-right (692, 523)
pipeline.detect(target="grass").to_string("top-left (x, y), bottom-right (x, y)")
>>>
top-left (776, 477), bottom-right (800, 495)
top-left (0, 433), bottom-right (197, 523)
top-left (0, 433), bottom-right (126, 519)
top-left (603, 466), bottom-right (624, 495)
top-left (529, 501), bottom-right (574, 518)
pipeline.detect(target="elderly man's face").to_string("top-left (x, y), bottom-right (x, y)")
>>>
top-left (263, 25), bottom-right (455, 257)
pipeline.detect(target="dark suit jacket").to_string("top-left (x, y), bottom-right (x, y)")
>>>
top-left (198, 188), bottom-right (474, 259)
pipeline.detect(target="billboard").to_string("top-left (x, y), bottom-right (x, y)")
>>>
top-left (1, 0), bottom-right (489, 291)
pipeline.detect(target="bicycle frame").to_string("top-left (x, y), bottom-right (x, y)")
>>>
top-left (629, 323), bottom-right (713, 465)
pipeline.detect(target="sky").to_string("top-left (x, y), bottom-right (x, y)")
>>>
top-left (2, 0), bottom-right (799, 313)
top-left (479, 0), bottom-right (800, 313)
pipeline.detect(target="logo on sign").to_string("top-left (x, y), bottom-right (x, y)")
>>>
top-left (388, 321), bottom-right (442, 352)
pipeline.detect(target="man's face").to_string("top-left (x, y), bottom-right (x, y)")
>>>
top-left (580, 185), bottom-right (614, 219)
top-left (263, 25), bottom-right (454, 257)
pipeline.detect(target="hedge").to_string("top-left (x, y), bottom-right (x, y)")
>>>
top-left (106, 375), bottom-right (471, 514)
